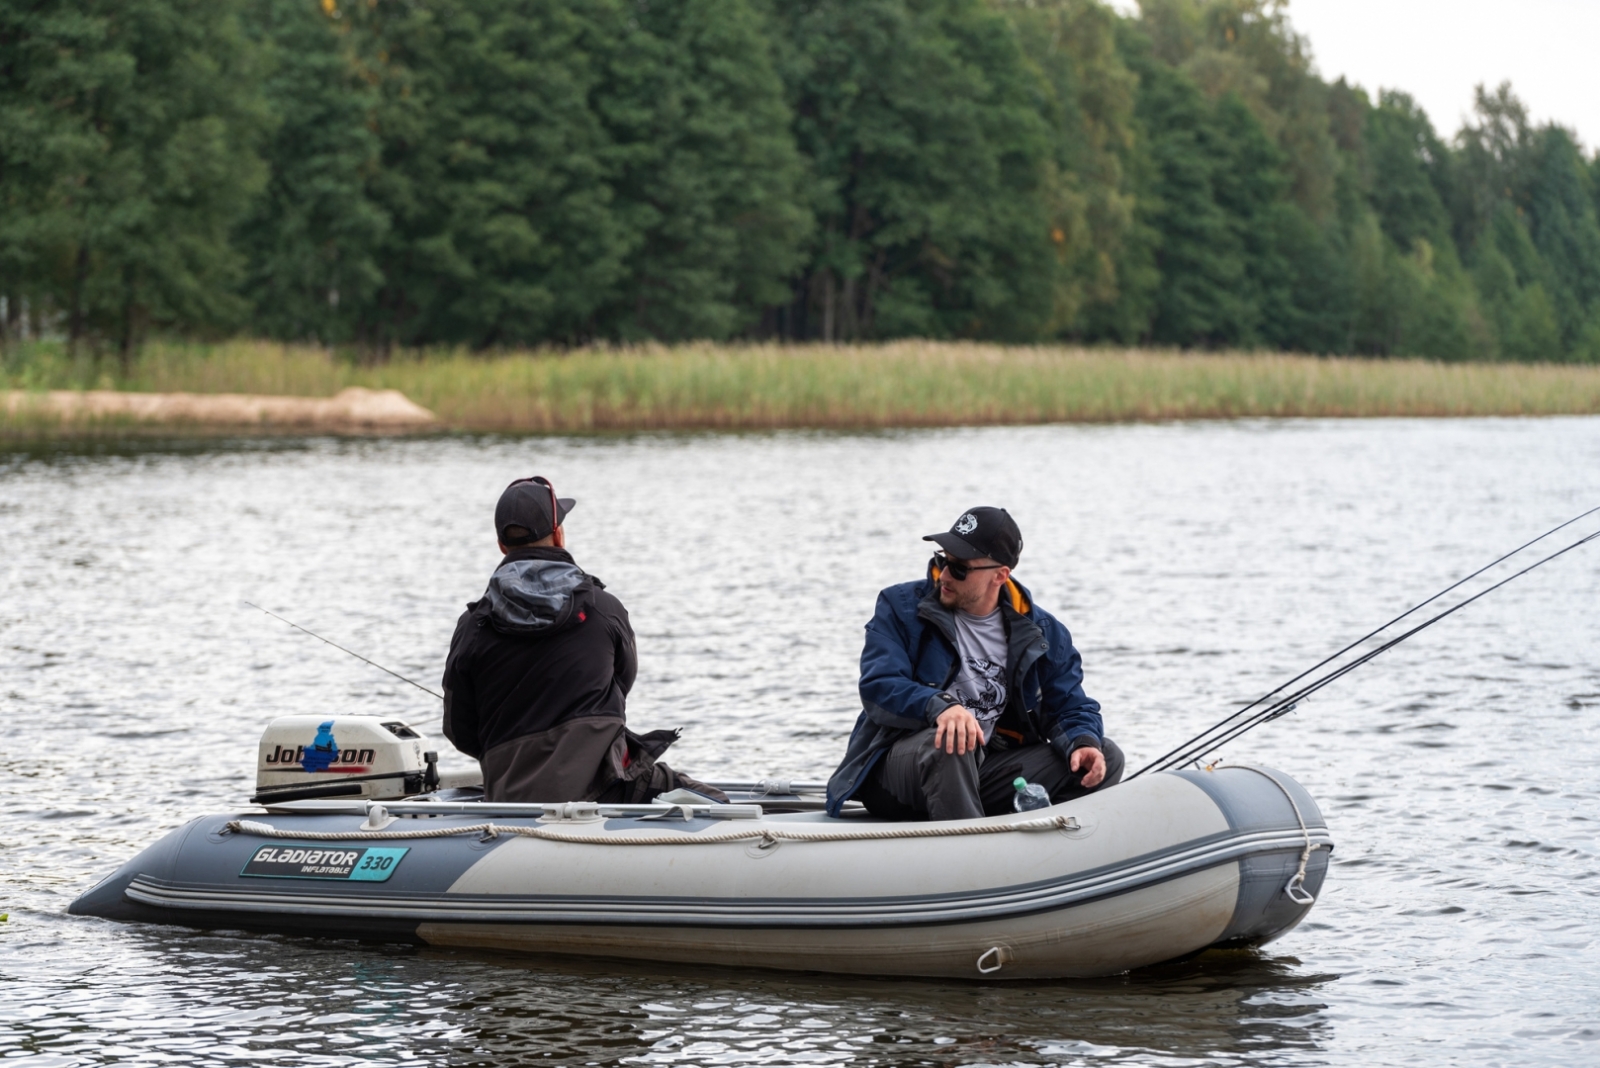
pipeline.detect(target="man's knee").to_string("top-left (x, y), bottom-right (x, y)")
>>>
top-left (905, 729), bottom-right (979, 800)
top-left (1098, 736), bottom-right (1125, 789)
top-left (868, 729), bottom-right (982, 821)
top-left (910, 727), bottom-right (969, 770)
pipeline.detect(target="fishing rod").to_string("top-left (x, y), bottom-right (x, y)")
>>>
top-left (1130, 504), bottom-right (1600, 778)
top-left (1127, 507), bottom-right (1600, 780)
top-left (243, 601), bottom-right (444, 701)
top-left (1144, 524), bottom-right (1600, 775)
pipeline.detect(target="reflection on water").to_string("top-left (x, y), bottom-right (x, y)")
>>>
top-left (7, 921), bottom-right (1334, 1066)
top-left (3, 419), bottom-right (1599, 1066)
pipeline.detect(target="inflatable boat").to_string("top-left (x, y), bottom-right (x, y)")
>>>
top-left (70, 717), bottom-right (1333, 979)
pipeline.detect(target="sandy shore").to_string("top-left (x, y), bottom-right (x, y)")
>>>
top-left (1, 386), bottom-right (438, 434)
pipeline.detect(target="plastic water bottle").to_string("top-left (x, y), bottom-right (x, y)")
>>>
top-left (1012, 777), bottom-right (1050, 812)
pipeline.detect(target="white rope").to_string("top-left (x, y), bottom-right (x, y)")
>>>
top-left (1227, 765), bottom-right (1319, 904)
top-left (225, 813), bottom-right (1079, 847)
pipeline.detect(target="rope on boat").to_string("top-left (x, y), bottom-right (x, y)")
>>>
top-left (1229, 765), bottom-right (1320, 904)
top-left (224, 813), bottom-right (1079, 847)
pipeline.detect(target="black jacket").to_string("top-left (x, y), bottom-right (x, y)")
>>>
top-left (441, 546), bottom-right (641, 802)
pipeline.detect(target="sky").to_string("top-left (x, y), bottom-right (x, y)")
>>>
top-left (1110, 0), bottom-right (1600, 150)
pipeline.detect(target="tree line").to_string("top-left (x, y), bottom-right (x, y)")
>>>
top-left (4, 0), bottom-right (1599, 361)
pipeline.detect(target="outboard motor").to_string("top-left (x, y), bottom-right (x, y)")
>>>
top-left (254, 716), bottom-right (438, 804)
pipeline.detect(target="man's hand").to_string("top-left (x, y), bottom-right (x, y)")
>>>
top-left (1071, 746), bottom-right (1107, 788)
top-left (934, 705), bottom-right (983, 756)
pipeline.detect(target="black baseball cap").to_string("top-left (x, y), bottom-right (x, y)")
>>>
top-left (923, 506), bottom-right (1023, 568)
top-left (495, 476), bottom-right (575, 545)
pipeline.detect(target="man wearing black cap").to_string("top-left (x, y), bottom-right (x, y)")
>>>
top-left (824, 507), bottom-right (1122, 820)
top-left (442, 476), bottom-right (721, 803)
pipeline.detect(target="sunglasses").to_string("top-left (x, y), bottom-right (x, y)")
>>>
top-left (930, 553), bottom-right (1005, 581)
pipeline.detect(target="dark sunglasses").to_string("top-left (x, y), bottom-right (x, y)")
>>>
top-left (930, 553), bottom-right (1004, 581)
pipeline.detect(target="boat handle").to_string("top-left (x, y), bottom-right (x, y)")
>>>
top-left (1229, 765), bottom-right (1320, 906)
top-left (976, 946), bottom-right (1007, 974)
top-left (1283, 874), bottom-right (1315, 905)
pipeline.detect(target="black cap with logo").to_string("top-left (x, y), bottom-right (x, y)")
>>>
top-left (495, 476), bottom-right (575, 546)
top-left (923, 506), bottom-right (1022, 568)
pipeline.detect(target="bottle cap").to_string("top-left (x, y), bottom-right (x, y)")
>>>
top-left (1013, 777), bottom-right (1028, 791)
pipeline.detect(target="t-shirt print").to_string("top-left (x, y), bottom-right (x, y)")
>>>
top-left (956, 656), bottom-right (1006, 739)
top-left (950, 609), bottom-right (1008, 743)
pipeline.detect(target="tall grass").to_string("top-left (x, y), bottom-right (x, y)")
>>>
top-left (7, 338), bottom-right (1600, 435)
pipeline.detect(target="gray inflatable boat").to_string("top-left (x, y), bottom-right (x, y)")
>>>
top-left (70, 760), bottom-right (1331, 979)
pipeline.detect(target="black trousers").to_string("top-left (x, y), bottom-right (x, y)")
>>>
top-left (854, 728), bottom-right (1126, 821)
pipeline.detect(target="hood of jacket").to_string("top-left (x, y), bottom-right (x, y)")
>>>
top-left (481, 547), bottom-right (596, 635)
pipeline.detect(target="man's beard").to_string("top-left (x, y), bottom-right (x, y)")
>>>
top-left (939, 584), bottom-right (977, 612)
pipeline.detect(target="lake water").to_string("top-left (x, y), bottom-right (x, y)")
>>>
top-left (2, 419), bottom-right (1597, 1066)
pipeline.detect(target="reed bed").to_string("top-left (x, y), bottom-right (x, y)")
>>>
top-left (6, 338), bottom-right (1600, 437)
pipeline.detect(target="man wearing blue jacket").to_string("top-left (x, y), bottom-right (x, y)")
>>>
top-left (825, 507), bottom-right (1123, 820)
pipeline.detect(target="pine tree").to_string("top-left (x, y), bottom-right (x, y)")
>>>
top-left (995, 0), bottom-right (1143, 338)
top-left (1122, 45), bottom-right (1244, 345)
top-left (2, 0), bottom-right (266, 357)
top-left (1365, 91), bottom-right (1453, 253)
top-left (350, 0), bottom-right (634, 348)
top-left (0, 2), bottom-right (104, 346)
top-left (590, 0), bottom-right (812, 340)
top-left (68, 0), bottom-right (265, 359)
top-left (1522, 126), bottom-right (1600, 353)
top-left (235, 0), bottom-right (387, 345)
top-left (768, 0), bottom-right (1057, 341)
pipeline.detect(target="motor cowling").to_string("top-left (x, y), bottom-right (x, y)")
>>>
top-left (254, 715), bottom-right (436, 804)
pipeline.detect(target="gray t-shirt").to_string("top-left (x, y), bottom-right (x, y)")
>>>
top-left (950, 608), bottom-right (1008, 742)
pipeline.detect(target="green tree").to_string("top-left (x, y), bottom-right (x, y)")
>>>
top-left (1521, 125), bottom-right (1600, 352)
top-left (769, 0), bottom-right (1057, 341)
top-left (591, 0), bottom-right (812, 340)
top-left (1115, 11), bottom-right (1353, 351)
top-left (0, 3), bottom-right (100, 345)
top-left (1137, 0), bottom-right (1340, 222)
top-left (350, 0), bottom-right (633, 348)
top-left (1120, 41), bottom-right (1244, 345)
top-left (1345, 89), bottom-right (1480, 359)
top-left (347, 0), bottom-right (806, 348)
top-left (1474, 204), bottom-right (1563, 361)
top-left (1452, 83), bottom-right (1532, 255)
top-left (75, 0), bottom-right (263, 358)
top-left (995, 0), bottom-right (1144, 337)
top-left (15, 0), bottom-right (1600, 362)
top-left (1257, 194), bottom-right (1352, 353)
top-left (1210, 90), bottom-right (1290, 345)
top-left (2, 0), bottom-right (266, 357)
top-left (235, 0), bottom-right (388, 345)
top-left (1347, 211), bottom-right (1481, 360)
top-left (1365, 90), bottom-right (1453, 252)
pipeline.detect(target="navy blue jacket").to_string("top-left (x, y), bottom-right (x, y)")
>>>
top-left (824, 570), bottom-right (1103, 817)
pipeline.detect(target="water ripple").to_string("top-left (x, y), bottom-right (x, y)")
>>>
top-left (3, 418), bottom-right (1599, 1066)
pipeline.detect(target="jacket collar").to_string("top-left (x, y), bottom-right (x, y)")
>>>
top-left (915, 589), bottom-right (959, 649)
top-left (1001, 596), bottom-right (1048, 683)
top-left (916, 577), bottom-right (1047, 686)
top-left (499, 545), bottom-right (579, 568)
